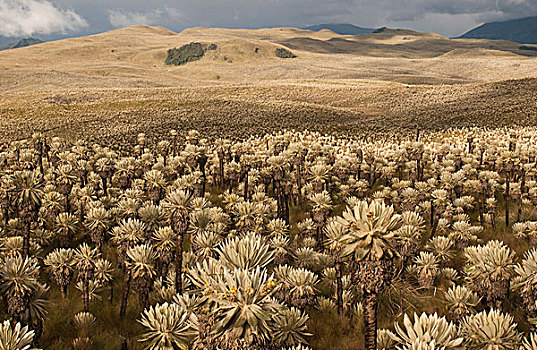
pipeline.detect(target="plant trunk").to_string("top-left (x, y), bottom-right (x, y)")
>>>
top-left (102, 177), bottom-right (108, 197)
top-left (83, 276), bottom-right (90, 312)
top-left (139, 290), bottom-right (149, 311)
top-left (335, 260), bottom-right (343, 316)
top-left (201, 164), bottom-right (207, 195)
top-left (64, 193), bottom-right (70, 213)
top-left (505, 180), bottom-right (510, 228)
top-left (479, 191), bottom-right (485, 226)
top-left (120, 336), bottom-right (128, 350)
top-left (175, 233), bottom-right (184, 294)
top-left (316, 222), bottom-right (324, 251)
top-left (120, 272), bottom-right (131, 319)
top-left (284, 193), bottom-right (290, 225)
top-left (363, 293), bottom-right (378, 350)
top-left (219, 158), bottom-right (225, 188)
top-left (23, 221), bottom-right (31, 258)
top-left (243, 171), bottom-right (249, 201)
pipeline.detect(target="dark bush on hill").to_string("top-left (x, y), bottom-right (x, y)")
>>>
top-left (520, 45), bottom-right (537, 51)
top-left (165, 42), bottom-right (217, 66)
top-left (275, 47), bottom-right (297, 58)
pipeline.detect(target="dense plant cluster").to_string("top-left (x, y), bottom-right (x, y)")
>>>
top-left (520, 46), bottom-right (537, 51)
top-left (275, 48), bottom-right (297, 58)
top-left (1, 127), bottom-right (537, 349)
top-left (165, 42), bottom-right (217, 66)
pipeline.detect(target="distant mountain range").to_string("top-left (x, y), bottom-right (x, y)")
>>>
top-left (459, 16), bottom-right (537, 44)
top-left (303, 23), bottom-right (375, 35)
top-left (0, 38), bottom-right (43, 51)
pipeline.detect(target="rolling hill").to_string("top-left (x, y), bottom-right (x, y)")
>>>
top-left (1, 25), bottom-right (537, 94)
top-left (459, 16), bottom-right (537, 44)
top-left (1, 25), bottom-right (537, 143)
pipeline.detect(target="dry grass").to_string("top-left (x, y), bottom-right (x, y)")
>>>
top-left (1, 78), bottom-right (536, 149)
top-left (1, 25), bottom-right (537, 92)
top-left (0, 25), bottom-right (536, 147)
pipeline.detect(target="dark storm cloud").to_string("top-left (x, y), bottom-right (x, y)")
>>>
top-left (385, 0), bottom-right (537, 22)
top-left (1, 0), bottom-right (536, 40)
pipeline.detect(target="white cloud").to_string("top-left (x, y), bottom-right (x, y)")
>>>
top-left (107, 7), bottom-right (184, 28)
top-left (0, 0), bottom-right (88, 37)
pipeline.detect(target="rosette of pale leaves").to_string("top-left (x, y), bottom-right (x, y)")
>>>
top-left (111, 218), bottom-right (146, 247)
top-left (188, 259), bottom-right (225, 293)
top-left (0, 320), bottom-right (37, 350)
top-left (207, 266), bottom-right (282, 344)
top-left (232, 201), bottom-right (259, 232)
top-left (43, 248), bottom-right (74, 291)
top-left (449, 221), bottom-right (482, 248)
top-left (12, 170), bottom-right (43, 210)
top-left (25, 283), bottom-right (49, 324)
top-left (138, 302), bottom-right (198, 350)
top-left (271, 307), bottom-right (311, 347)
top-left (192, 231), bottom-right (221, 260)
top-left (172, 293), bottom-right (204, 324)
top-left (282, 267), bottom-right (318, 299)
top-left (94, 258), bottom-right (114, 287)
top-left (512, 248), bottom-right (537, 314)
top-left (269, 235), bottom-right (290, 264)
top-left (55, 212), bottom-right (79, 241)
top-left (315, 296), bottom-right (336, 314)
top-left (126, 244), bottom-right (157, 280)
top-left (188, 208), bottom-right (213, 236)
top-left (337, 200), bottom-right (403, 260)
top-left (390, 312), bottom-right (463, 349)
top-left (293, 247), bottom-right (318, 269)
top-left (161, 189), bottom-right (191, 228)
top-left (411, 252), bottom-right (439, 288)
top-left (72, 312), bottom-right (96, 338)
top-left (74, 243), bottom-right (100, 274)
top-left (464, 240), bottom-right (515, 306)
top-left (0, 255), bottom-right (40, 314)
top-left (75, 279), bottom-right (103, 301)
top-left (444, 285), bottom-right (480, 320)
top-left (425, 236), bottom-right (455, 265)
top-left (266, 218), bottom-right (289, 238)
top-left (215, 233), bottom-right (273, 270)
top-left (151, 277), bottom-right (176, 303)
top-left (460, 309), bottom-right (522, 350)
top-left (323, 221), bottom-right (346, 252)
top-left (274, 265), bottom-right (318, 308)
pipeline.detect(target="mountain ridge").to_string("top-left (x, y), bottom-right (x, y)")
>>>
top-left (303, 23), bottom-right (375, 35)
top-left (459, 16), bottom-right (537, 44)
top-left (0, 38), bottom-right (44, 51)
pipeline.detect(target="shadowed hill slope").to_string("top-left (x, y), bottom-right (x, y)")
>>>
top-left (460, 16), bottom-right (537, 44)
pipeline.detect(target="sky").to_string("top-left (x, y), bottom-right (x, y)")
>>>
top-left (1, 0), bottom-right (536, 45)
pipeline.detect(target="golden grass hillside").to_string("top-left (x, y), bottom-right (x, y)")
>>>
top-left (1, 25), bottom-right (537, 92)
top-left (0, 25), bottom-right (536, 145)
